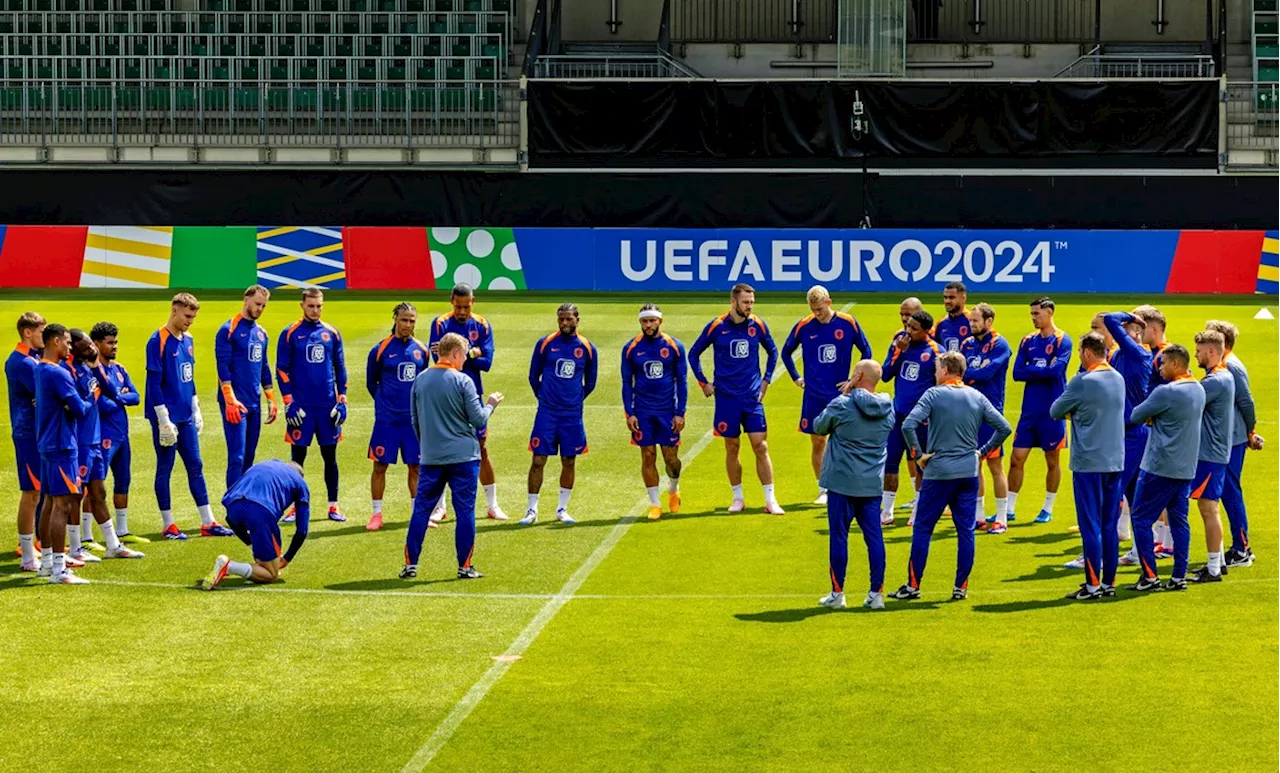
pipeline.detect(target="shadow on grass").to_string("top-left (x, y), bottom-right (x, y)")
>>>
top-left (1000, 563), bottom-right (1085, 583)
top-left (326, 575), bottom-right (483, 591)
top-left (973, 590), bottom-right (1149, 613)
top-left (735, 601), bottom-right (944, 622)
top-left (1006, 530), bottom-right (1079, 545)
top-left (309, 520), bottom-right (410, 539)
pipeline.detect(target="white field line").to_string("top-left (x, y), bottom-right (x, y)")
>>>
top-left (398, 426), bottom-right (719, 773)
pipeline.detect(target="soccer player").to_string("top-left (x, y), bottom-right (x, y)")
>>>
top-left (277, 288), bottom-right (348, 523)
top-left (146, 293), bottom-right (230, 540)
top-left (1126, 344), bottom-right (1205, 592)
top-left (781, 285), bottom-right (872, 505)
top-left (1188, 330), bottom-right (1235, 583)
top-left (813, 360), bottom-right (894, 611)
top-left (1134, 304), bottom-right (1172, 391)
top-left (1050, 332), bottom-right (1125, 600)
top-left (401, 333), bottom-right (504, 580)
top-left (34, 324), bottom-right (95, 584)
top-left (961, 303), bottom-right (1012, 532)
top-left (890, 351), bottom-right (1010, 602)
top-left (889, 296), bottom-right (924, 518)
top-left (67, 329), bottom-right (145, 564)
top-left (880, 308), bottom-right (941, 526)
top-left (215, 285), bottom-right (279, 489)
top-left (89, 322), bottom-right (147, 545)
top-left (621, 304), bottom-right (688, 520)
top-left (1205, 320), bottom-right (1262, 567)
top-left (201, 459), bottom-right (311, 589)
top-left (690, 283), bottom-right (783, 514)
top-left (932, 281), bottom-right (970, 353)
top-left (8, 312), bottom-right (45, 572)
top-left (1008, 296), bottom-right (1072, 524)
top-left (521, 303), bottom-right (598, 526)
top-left (366, 302), bottom-right (429, 531)
top-left (427, 284), bottom-right (505, 522)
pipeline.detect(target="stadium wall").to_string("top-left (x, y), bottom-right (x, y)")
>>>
top-left (1, 225), bottom-right (1275, 295)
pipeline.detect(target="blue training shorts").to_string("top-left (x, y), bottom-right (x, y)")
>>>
top-left (800, 391), bottom-right (837, 435)
top-left (631, 411), bottom-right (680, 448)
top-left (1191, 459), bottom-right (1227, 502)
top-left (1013, 414), bottom-right (1067, 452)
top-left (368, 420), bottom-right (419, 465)
top-left (886, 411), bottom-right (927, 471)
top-left (13, 436), bottom-right (40, 492)
top-left (286, 405), bottom-right (343, 447)
top-left (101, 436), bottom-right (131, 495)
top-left (78, 444), bottom-right (106, 483)
top-left (40, 452), bottom-right (81, 497)
top-left (530, 409), bottom-right (587, 457)
top-left (224, 499), bottom-right (283, 563)
top-left (977, 423), bottom-right (1004, 460)
top-left (714, 394), bottom-right (767, 439)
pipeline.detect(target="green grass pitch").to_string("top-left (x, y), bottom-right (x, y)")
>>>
top-left (0, 290), bottom-right (1276, 772)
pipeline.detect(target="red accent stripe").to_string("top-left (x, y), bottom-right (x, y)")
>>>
top-left (0, 226), bottom-right (88, 288)
top-left (343, 227), bottom-right (435, 290)
top-left (1165, 231), bottom-right (1266, 294)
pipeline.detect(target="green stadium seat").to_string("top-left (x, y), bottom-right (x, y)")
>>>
top-left (306, 39), bottom-right (325, 56)
top-left (451, 39), bottom-right (471, 56)
top-left (1256, 0), bottom-right (1278, 9)
top-left (434, 0), bottom-right (452, 10)
top-left (1259, 44), bottom-right (1280, 59)
top-left (464, 0), bottom-right (482, 11)
top-left (415, 62), bottom-right (436, 79)
top-left (0, 19), bottom-right (12, 34)
top-left (327, 62), bottom-right (346, 79)
top-left (1261, 66), bottom-right (1279, 83)
top-left (220, 41), bottom-right (238, 56)
top-left (249, 38), bottom-right (267, 56)
top-left (45, 39), bottom-right (63, 55)
top-left (27, 17), bottom-right (44, 32)
top-left (411, 87), bottom-right (434, 109)
top-left (319, 0), bottom-right (338, 9)
top-left (192, 42), bottom-right (208, 56)
top-left (17, 41), bottom-right (33, 56)
top-left (313, 16), bottom-right (331, 33)
top-left (141, 16), bottom-right (158, 33)
top-left (357, 64), bottom-right (376, 80)
top-left (277, 38), bottom-right (296, 56)
top-left (116, 86), bottom-right (141, 109)
top-left (228, 17), bottom-right (246, 33)
top-left (57, 87), bottom-right (83, 110)
top-left (198, 19), bottom-right (216, 34)
top-left (56, 17), bottom-right (73, 33)
top-left (270, 64), bottom-right (288, 80)
top-left (37, 64), bottom-right (53, 79)
top-left (292, 0), bottom-right (309, 10)
top-left (428, 20), bottom-right (446, 33)
top-left (475, 64), bottom-right (494, 79)
top-left (124, 61), bottom-right (142, 79)
top-left (371, 14), bottom-right (390, 33)
top-left (291, 86), bottom-right (317, 109)
top-left (472, 86), bottom-right (496, 110)
top-left (363, 37), bottom-right (382, 55)
top-left (440, 86), bottom-right (467, 110)
top-left (67, 63), bottom-right (83, 79)
top-left (387, 64), bottom-right (405, 79)
top-left (103, 39), bottom-right (119, 55)
top-left (146, 87), bottom-right (170, 109)
top-left (154, 64), bottom-right (171, 78)
top-left (133, 38), bottom-right (150, 55)
top-left (234, 0), bottom-right (251, 10)
top-left (162, 40), bottom-right (179, 56)
top-left (459, 20), bottom-right (477, 33)
top-left (212, 64), bottom-right (230, 79)
top-left (96, 64), bottom-right (114, 79)
top-left (486, 20), bottom-right (505, 34)
top-left (335, 39), bottom-right (353, 57)
top-left (398, 18), bottom-right (419, 33)
top-left (321, 86), bottom-right (343, 109)
top-left (120, 0), bottom-right (137, 10)
top-left (84, 17), bottom-right (100, 32)
top-left (262, 0), bottom-right (281, 9)
top-left (393, 36), bottom-right (412, 56)
top-left (350, 87), bottom-right (376, 110)
top-left (235, 87), bottom-right (259, 109)
top-left (182, 64), bottom-right (199, 78)
top-left (378, 0), bottom-right (396, 10)
top-left (203, 86), bottom-right (229, 110)
top-left (299, 64), bottom-right (318, 80)
top-left (284, 16), bottom-right (302, 33)
top-left (64, 0), bottom-right (82, 9)
top-left (341, 17), bottom-right (360, 33)
top-left (423, 38), bottom-right (441, 56)
top-left (445, 63), bottom-right (465, 80)
top-left (481, 42), bottom-right (501, 58)
top-left (1258, 20), bottom-right (1279, 35)
top-left (34, 0), bottom-right (52, 9)
top-left (405, 0), bottom-right (424, 10)
top-left (381, 86), bottom-right (406, 110)
top-left (254, 16), bottom-right (275, 33)
top-left (491, 0), bottom-right (509, 11)
top-left (240, 63), bottom-right (259, 80)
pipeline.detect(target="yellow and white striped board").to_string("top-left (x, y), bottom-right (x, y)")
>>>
top-left (80, 226), bottom-right (174, 289)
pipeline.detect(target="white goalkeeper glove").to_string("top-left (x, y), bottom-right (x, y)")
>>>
top-left (191, 396), bottom-right (204, 435)
top-left (154, 405), bottom-right (179, 447)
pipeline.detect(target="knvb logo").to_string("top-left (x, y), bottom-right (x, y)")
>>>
top-left (307, 344), bottom-right (326, 364)
top-left (731, 340), bottom-right (750, 359)
top-left (1033, 358), bottom-right (1048, 369)
top-left (249, 343), bottom-right (263, 362)
top-left (819, 344), bottom-right (837, 364)
top-left (555, 359), bottom-right (576, 378)
top-left (944, 338), bottom-right (961, 352)
top-left (644, 360), bottom-right (664, 379)
top-left (397, 362), bottom-right (417, 382)
top-left (180, 363), bottom-right (194, 383)
top-left (902, 362), bottom-right (920, 381)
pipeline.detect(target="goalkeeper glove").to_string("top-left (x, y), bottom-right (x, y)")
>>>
top-left (154, 405), bottom-right (179, 447)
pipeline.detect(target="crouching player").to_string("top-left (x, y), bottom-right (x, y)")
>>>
top-left (622, 304), bottom-right (688, 520)
top-left (813, 360), bottom-right (894, 611)
top-left (202, 459), bottom-right (310, 589)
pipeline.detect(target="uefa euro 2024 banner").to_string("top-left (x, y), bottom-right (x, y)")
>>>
top-left (0, 225), bottom-right (1275, 294)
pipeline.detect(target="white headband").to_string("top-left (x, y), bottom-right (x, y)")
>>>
top-left (638, 310), bottom-right (663, 321)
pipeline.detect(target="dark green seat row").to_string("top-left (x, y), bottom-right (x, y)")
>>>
top-left (0, 11), bottom-right (509, 35)
top-left (1, 35), bottom-right (506, 58)
top-left (4, 0), bottom-right (509, 9)
top-left (0, 83), bottom-right (499, 110)
top-left (5, 58), bottom-right (501, 81)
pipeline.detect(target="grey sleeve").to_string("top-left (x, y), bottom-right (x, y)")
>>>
top-left (812, 398), bottom-right (842, 436)
top-left (459, 375), bottom-right (492, 430)
top-left (901, 390), bottom-right (933, 457)
top-left (1049, 376), bottom-right (1082, 421)
top-left (410, 378), bottom-right (422, 441)
top-left (1130, 387), bottom-right (1165, 426)
top-left (1233, 366), bottom-right (1257, 433)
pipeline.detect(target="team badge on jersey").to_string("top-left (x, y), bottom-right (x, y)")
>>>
top-left (180, 363), bottom-right (194, 382)
top-left (819, 344), bottom-right (837, 363)
top-left (307, 344), bottom-right (325, 363)
top-left (249, 343), bottom-right (263, 362)
top-left (645, 361), bottom-right (664, 379)
top-left (556, 359), bottom-right (576, 378)
top-left (903, 362), bottom-right (920, 381)
top-left (397, 362), bottom-right (416, 382)
top-left (732, 340), bottom-right (750, 358)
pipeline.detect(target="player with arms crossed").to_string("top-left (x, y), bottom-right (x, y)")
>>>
top-left (960, 303), bottom-right (1012, 532)
top-left (215, 285), bottom-right (278, 489)
top-left (1205, 320), bottom-right (1263, 568)
top-left (932, 282), bottom-right (970, 353)
top-left (690, 283), bottom-right (783, 514)
top-left (880, 308), bottom-right (941, 526)
top-left (88, 322), bottom-right (147, 545)
top-left (202, 460), bottom-right (311, 589)
top-left (146, 293), bottom-right (230, 540)
top-left (1126, 344), bottom-right (1205, 592)
top-left (1188, 330), bottom-right (1235, 583)
top-left (622, 304), bottom-right (689, 520)
top-left (277, 288), bottom-right (348, 523)
top-left (8, 312), bottom-right (45, 572)
top-left (813, 360), bottom-right (894, 611)
top-left (521, 303), bottom-right (598, 526)
top-left (781, 285), bottom-right (872, 505)
top-left (1050, 332), bottom-right (1126, 600)
top-left (365, 302), bottom-right (429, 530)
top-left (427, 284), bottom-right (506, 523)
top-left (891, 351), bottom-right (1011, 602)
top-left (1008, 296), bottom-right (1072, 524)
top-left (34, 324), bottom-right (95, 583)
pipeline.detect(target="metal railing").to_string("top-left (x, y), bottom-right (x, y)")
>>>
top-left (1056, 54), bottom-right (1215, 78)
top-left (532, 52), bottom-right (699, 78)
top-left (0, 10), bottom-right (511, 38)
top-left (1224, 80), bottom-right (1279, 170)
top-left (669, 0), bottom-right (838, 44)
top-left (2, 31), bottom-right (507, 58)
top-left (2, 53), bottom-right (502, 80)
top-left (913, 0), bottom-right (1095, 43)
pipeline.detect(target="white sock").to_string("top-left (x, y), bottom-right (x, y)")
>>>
top-left (667, 477), bottom-right (679, 494)
top-left (976, 495), bottom-right (986, 520)
top-left (197, 504), bottom-right (215, 526)
top-left (19, 534), bottom-right (36, 563)
top-left (68, 525), bottom-right (82, 554)
top-left (115, 508), bottom-right (129, 535)
top-left (100, 520), bottom-right (121, 551)
top-left (762, 483), bottom-right (776, 505)
top-left (81, 511), bottom-right (93, 535)
top-left (41, 549), bottom-right (53, 570)
top-left (910, 499), bottom-right (918, 519)
top-left (161, 509), bottom-right (175, 529)
top-left (484, 484), bottom-right (498, 509)
top-left (996, 497), bottom-right (1009, 525)
top-left (372, 499), bottom-right (383, 515)
top-left (881, 491), bottom-right (895, 515)
top-left (53, 552), bottom-right (67, 575)
top-left (1007, 491), bottom-right (1019, 514)
top-left (1156, 521), bottom-right (1170, 546)
top-left (646, 487), bottom-right (660, 506)
top-left (1207, 551), bottom-right (1223, 576)
top-left (434, 494), bottom-right (446, 512)
top-left (228, 560), bottom-right (254, 578)
top-left (1118, 503), bottom-right (1132, 540)
top-left (527, 493), bottom-right (539, 512)
top-left (731, 484), bottom-right (744, 502)
top-left (557, 487), bottom-right (572, 512)
top-left (1042, 492), bottom-right (1057, 514)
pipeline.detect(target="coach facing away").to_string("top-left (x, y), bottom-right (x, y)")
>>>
top-left (401, 332), bottom-right (503, 581)
top-left (812, 359), bottom-right (895, 611)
